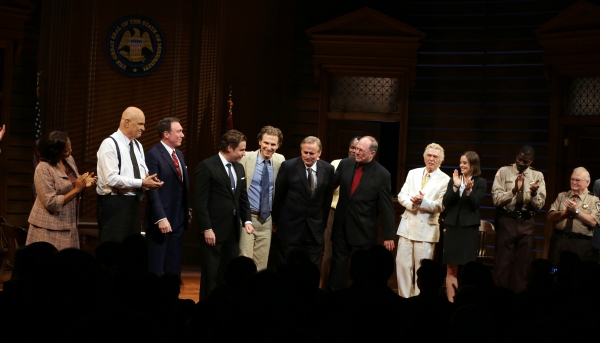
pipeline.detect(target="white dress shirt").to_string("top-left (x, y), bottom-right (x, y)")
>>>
top-left (96, 129), bottom-right (148, 195)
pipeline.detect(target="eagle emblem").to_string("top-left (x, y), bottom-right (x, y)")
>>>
top-left (118, 28), bottom-right (153, 62)
top-left (106, 16), bottom-right (165, 77)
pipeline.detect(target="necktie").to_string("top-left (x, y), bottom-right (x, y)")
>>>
top-left (350, 165), bottom-right (363, 196)
top-left (307, 167), bottom-right (315, 197)
top-left (172, 150), bottom-right (183, 183)
top-left (515, 174), bottom-right (524, 211)
top-left (421, 173), bottom-right (430, 189)
top-left (564, 195), bottom-right (579, 233)
top-left (129, 141), bottom-right (143, 200)
top-left (260, 160), bottom-right (270, 218)
top-left (226, 163), bottom-right (235, 195)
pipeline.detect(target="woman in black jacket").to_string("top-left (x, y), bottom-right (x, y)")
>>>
top-left (442, 151), bottom-right (486, 302)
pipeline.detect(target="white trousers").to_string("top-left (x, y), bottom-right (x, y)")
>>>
top-left (395, 236), bottom-right (435, 298)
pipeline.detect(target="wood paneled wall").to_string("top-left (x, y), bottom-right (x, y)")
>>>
top-left (285, 0), bottom-right (587, 259)
top-left (2, 0), bottom-right (593, 263)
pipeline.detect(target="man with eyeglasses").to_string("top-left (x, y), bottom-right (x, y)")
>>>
top-left (547, 167), bottom-right (600, 264)
top-left (328, 136), bottom-right (395, 291)
top-left (492, 145), bottom-right (546, 293)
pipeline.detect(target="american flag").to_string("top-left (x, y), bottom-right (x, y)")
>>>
top-left (32, 72), bottom-right (42, 198)
top-left (227, 86), bottom-right (234, 130)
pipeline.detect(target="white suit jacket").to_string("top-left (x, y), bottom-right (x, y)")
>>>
top-left (397, 167), bottom-right (450, 243)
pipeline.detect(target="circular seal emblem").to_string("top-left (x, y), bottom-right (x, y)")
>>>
top-left (106, 16), bottom-right (165, 77)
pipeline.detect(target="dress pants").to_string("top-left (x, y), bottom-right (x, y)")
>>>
top-left (277, 228), bottom-right (322, 268)
top-left (395, 236), bottom-right (435, 298)
top-left (548, 232), bottom-right (593, 265)
top-left (320, 208), bottom-right (335, 289)
top-left (328, 223), bottom-right (370, 291)
top-left (147, 206), bottom-right (186, 276)
top-left (493, 216), bottom-right (534, 293)
top-left (239, 213), bottom-right (272, 271)
top-left (97, 194), bottom-right (141, 243)
top-left (200, 216), bottom-right (238, 301)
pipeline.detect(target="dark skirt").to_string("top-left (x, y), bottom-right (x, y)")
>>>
top-left (443, 224), bottom-right (479, 265)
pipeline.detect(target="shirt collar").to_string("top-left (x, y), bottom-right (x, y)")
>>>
top-left (567, 189), bottom-right (589, 198)
top-left (257, 151), bottom-right (270, 165)
top-left (160, 141), bottom-right (175, 156)
top-left (115, 129), bottom-right (132, 145)
top-left (511, 163), bottom-right (530, 176)
top-left (218, 152), bottom-right (231, 167)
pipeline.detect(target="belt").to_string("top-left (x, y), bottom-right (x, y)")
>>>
top-left (250, 211), bottom-right (270, 220)
top-left (498, 208), bottom-right (535, 220)
top-left (554, 229), bottom-right (592, 240)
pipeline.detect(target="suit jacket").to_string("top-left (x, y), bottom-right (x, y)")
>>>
top-left (239, 150), bottom-right (285, 192)
top-left (442, 176), bottom-right (486, 228)
top-left (272, 157), bottom-right (334, 245)
top-left (144, 143), bottom-right (190, 234)
top-left (193, 154), bottom-right (251, 244)
top-left (397, 167), bottom-right (450, 243)
top-left (332, 157), bottom-right (395, 247)
top-left (29, 156), bottom-right (80, 231)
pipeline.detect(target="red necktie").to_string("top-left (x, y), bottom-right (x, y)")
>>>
top-left (172, 150), bottom-right (183, 182)
top-left (350, 165), bottom-right (363, 196)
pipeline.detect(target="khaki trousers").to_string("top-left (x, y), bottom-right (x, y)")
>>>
top-left (239, 213), bottom-right (272, 271)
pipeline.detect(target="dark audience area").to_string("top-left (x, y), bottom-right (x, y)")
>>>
top-left (2, 236), bottom-right (600, 342)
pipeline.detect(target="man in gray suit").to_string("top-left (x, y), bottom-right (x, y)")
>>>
top-left (239, 126), bottom-right (285, 270)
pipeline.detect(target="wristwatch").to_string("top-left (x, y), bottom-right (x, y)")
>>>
top-left (575, 208), bottom-right (580, 215)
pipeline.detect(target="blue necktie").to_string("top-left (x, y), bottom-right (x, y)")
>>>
top-left (260, 160), bottom-right (270, 219)
top-left (226, 163), bottom-right (235, 195)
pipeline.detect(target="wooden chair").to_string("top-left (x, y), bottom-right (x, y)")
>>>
top-left (0, 223), bottom-right (28, 281)
top-left (477, 220), bottom-right (496, 268)
top-left (0, 217), bottom-right (7, 280)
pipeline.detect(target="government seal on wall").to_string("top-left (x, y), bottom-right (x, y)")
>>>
top-left (106, 16), bottom-right (165, 77)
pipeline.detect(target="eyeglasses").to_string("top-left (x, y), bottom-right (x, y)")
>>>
top-left (355, 148), bottom-right (373, 154)
top-left (570, 178), bottom-right (586, 184)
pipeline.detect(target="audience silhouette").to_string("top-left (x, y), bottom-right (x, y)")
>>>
top-left (2, 235), bottom-right (600, 342)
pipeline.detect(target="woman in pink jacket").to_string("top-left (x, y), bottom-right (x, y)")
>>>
top-left (27, 131), bottom-right (97, 250)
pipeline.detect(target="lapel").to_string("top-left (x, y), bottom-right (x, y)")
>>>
top-left (63, 156), bottom-right (79, 177)
top-left (245, 151), bottom-right (258, 187)
top-left (315, 160), bottom-right (325, 194)
top-left (343, 159), bottom-right (354, 196)
top-left (214, 154), bottom-right (234, 197)
top-left (157, 143), bottom-right (180, 179)
top-left (176, 149), bottom-right (189, 186)
top-left (272, 153), bottom-right (282, 181)
top-left (296, 158), bottom-right (312, 197)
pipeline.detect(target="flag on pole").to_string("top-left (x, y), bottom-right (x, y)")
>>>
top-left (32, 72), bottom-right (42, 199)
top-left (227, 86), bottom-right (234, 131)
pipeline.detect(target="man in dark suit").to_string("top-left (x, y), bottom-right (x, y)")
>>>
top-left (193, 130), bottom-right (254, 300)
top-left (145, 117), bottom-right (189, 277)
top-left (328, 136), bottom-right (395, 291)
top-left (272, 136), bottom-right (334, 266)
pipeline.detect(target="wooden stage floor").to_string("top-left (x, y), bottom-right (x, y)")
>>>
top-left (1, 264), bottom-right (399, 303)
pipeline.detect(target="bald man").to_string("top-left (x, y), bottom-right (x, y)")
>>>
top-left (97, 107), bottom-right (163, 242)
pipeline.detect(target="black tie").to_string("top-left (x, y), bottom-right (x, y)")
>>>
top-left (226, 163), bottom-right (235, 195)
top-left (129, 141), bottom-right (143, 201)
top-left (307, 167), bottom-right (315, 197)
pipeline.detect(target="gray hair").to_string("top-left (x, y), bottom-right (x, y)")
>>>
top-left (423, 143), bottom-right (445, 163)
top-left (572, 167), bottom-right (590, 182)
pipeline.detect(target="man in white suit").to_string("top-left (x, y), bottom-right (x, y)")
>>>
top-left (396, 143), bottom-right (450, 297)
top-left (239, 126), bottom-right (285, 270)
